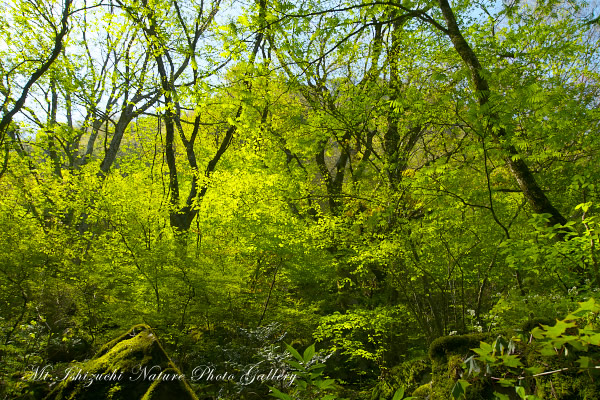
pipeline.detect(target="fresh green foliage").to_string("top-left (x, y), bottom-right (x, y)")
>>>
top-left (1, 0), bottom-right (599, 399)
top-left (454, 299), bottom-right (600, 399)
top-left (269, 343), bottom-right (341, 400)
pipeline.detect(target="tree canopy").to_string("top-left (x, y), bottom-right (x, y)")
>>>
top-left (1, 0), bottom-right (600, 398)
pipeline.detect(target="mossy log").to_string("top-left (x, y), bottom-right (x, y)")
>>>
top-left (44, 324), bottom-right (198, 400)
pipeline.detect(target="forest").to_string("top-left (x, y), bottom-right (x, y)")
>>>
top-left (1, 0), bottom-right (600, 399)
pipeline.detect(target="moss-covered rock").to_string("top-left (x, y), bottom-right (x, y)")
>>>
top-left (524, 342), bottom-right (600, 399)
top-left (428, 333), bottom-right (493, 363)
top-left (411, 382), bottom-right (431, 399)
top-left (425, 332), bottom-right (600, 399)
top-left (422, 334), bottom-right (496, 399)
top-left (376, 328), bottom-right (600, 400)
top-left (44, 324), bottom-right (198, 400)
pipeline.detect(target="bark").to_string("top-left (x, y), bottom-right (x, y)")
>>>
top-left (76, 118), bottom-right (104, 168)
top-left (98, 91), bottom-right (160, 175)
top-left (315, 135), bottom-right (350, 215)
top-left (383, 16), bottom-right (424, 190)
top-left (99, 105), bottom-right (136, 175)
top-left (47, 80), bottom-right (63, 177)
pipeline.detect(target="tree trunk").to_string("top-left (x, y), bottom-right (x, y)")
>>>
top-left (436, 0), bottom-right (567, 227)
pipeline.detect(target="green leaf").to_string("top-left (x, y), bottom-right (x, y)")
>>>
top-left (500, 354), bottom-right (523, 368)
top-left (303, 343), bottom-right (315, 363)
top-left (308, 364), bottom-right (325, 372)
top-left (286, 360), bottom-right (304, 370)
top-left (577, 356), bottom-right (591, 368)
top-left (297, 380), bottom-right (308, 390)
top-left (451, 379), bottom-right (471, 399)
top-left (315, 378), bottom-right (335, 389)
top-left (269, 386), bottom-right (293, 400)
top-left (392, 387), bottom-right (405, 400)
top-left (540, 320), bottom-right (577, 338)
top-left (320, 395), bottom-right (338, 400)
top-left (567, 298), bottom-right (600, 318)
top-left (493, 336), bottom-right (508, 356)
top-left (494, 392), bottom-right (510, 400)
top-left (286, 343), bottom-right (304, 363)
top-left (587, 333), bottom-right (600, 346)
top-left (524, 366), bottom-right (545, 375)
top-left (498, 378), bottom-right (515, 387)
top-left (539, 345), bottom-right (557, 356)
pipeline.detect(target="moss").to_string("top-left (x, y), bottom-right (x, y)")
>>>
top-left (419, 330), bottom-right (600, 400)
top-left (465, 377), bottom-right (494, 400)
top-left (428, 353), bottom-right (493, 400)
top-left (427, 334), bottom-right (497, 400)
top-left (429, 354), bottom-right (462, 400)
top-left (94, 324), bottom-right (154, 359)
top-left (524, 342), bottom-right (600, 399)
top-left (370, 358), bottom-right (431, 400)
top-left (141, 368), bottom-right (196, 400)
top-left (428, 333), bottom-right (493, 363)
top-left (532, 366), bottom-right (600, 399)
top-left (107, 384), bottom-right (121, 399)
top-left (386, 331), bottom-right (600, 399)
top-left (411, 382), bottom-right (431, 398)
top-left (43, 325), bottom-right (198, 400)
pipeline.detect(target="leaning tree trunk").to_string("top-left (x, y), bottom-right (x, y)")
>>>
top-left (436, 0), bottom-right (567, 228)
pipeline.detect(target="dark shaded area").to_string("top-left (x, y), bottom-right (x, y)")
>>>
top-left (44, 324), bottom-right (198, 400)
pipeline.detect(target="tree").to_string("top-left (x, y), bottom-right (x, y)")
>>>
top-left (117, 0), bottom-right (272, 231)
top-left (0, 0), bottom-right (73, 176)
top-left (1, 0), bottom-right (600, 398)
